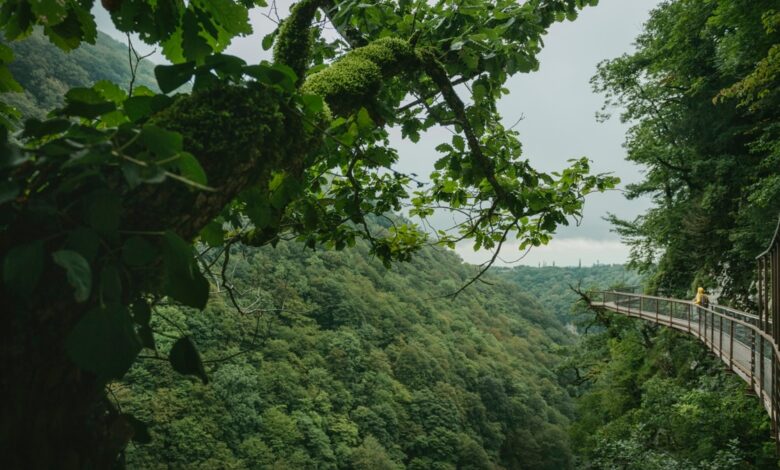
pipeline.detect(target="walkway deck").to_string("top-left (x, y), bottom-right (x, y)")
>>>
top-left (590, 291), bottom-right (778, 441)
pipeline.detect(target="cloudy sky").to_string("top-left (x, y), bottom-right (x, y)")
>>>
top-left (96, 0), bottom-right (662, 267)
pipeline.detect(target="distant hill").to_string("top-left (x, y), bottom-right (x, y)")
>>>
top-left (492, 264), bottom-right (643, 324)
top-left (2, 29), bottom-right (157, 119)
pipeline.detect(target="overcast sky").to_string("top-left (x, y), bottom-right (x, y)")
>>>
top-left (96, 0), bottom-right (662, 267)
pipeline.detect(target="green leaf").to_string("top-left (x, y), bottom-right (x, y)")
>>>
top-left (199, 220), bottom-right (224, 247)
top-left (169, 336), bottom-right (208, 384)
top-left (141, 124), bottom-right (183, 158)
top-left (124, 95), bottom-right (174, 123)
top-left (99, 265), bottom-right (122, 302)
top-left (176, 152), bottom-right (208, 186)
top-left (122, 236), bottom-right (158, 267)
top-left (300, 94), bottom-right (324, 117)
top-left (161, 231), bottom-right (209, 309)
top-left (154, 62), bottom-right (195, 94)
top-left (22, 118), bottom-right (71, 139)
top-left (3, 240), bottom-right (44, 297)
top-left (65, 304), bottom-right (141, 380)
top-left (243, 63), bottom-right (297, 92)
top-left (59, 87), bottom-right (116, 118)
top-left (261, 32), bottom-right (275, 50)
top-left (63, 227), bottom-right (101, 262)
top-left (29, 0), bottom-right (69, 26)
top-left (0, 65), bottom-right (22, 92)
top-left (52, 250), bottom-right (92, 302)
top-left (85, 190), bottom-right (121, 233)
top-left (356, 107), bottom-right (374, 131)
top-left (93, 80), bottom-right (127, 104)
top-left (181, 8), bottom-right (211, 62)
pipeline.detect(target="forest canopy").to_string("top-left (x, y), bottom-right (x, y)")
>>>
top-left (0, 0), bottom-right (616, 467)
top-left (595, 0), bottom-right (780, 305)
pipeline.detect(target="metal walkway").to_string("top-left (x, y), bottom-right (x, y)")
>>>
top-left (589, 219), bottom-right (780, 444)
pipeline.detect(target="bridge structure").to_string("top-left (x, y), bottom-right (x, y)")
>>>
top-left (589, 221), bottom-right (780, 445)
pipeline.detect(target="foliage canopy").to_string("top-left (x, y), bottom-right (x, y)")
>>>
top-left (0, 0), bottom-right (617, 466)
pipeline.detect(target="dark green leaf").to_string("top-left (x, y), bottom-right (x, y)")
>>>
top-left (3, 240), bottom-right (44, 297)
top-left (85, 190), bottom-right (121, 233)
top-left (59, 87), bottom-right (116, 118)
top-left (176, 152), bottom-right (208, 186)
top-left (122, 236), bottom-right (158, 267)
top-left (63, 227), bottom-right (101, 262)
top-left (161, 231), bottom-right (209, 309)
top-left (138, 325), bottom-right (156, 350)
top-left (154, 62), bottom-right (195, 94)
top-left (169, 336), bottom-right (208, 384)
top-left (99, 265), bottom-right (122, 302)
top-left (261, 31), bottom-right (275, 50)
top-left (141, 124), bottom-right (182, 158)
top-left (199, 220), bottom-right (224, 247)
top-left (65, 304), bottom-right (141, 380)
top-left (52, 250), bottom-right (92, 302)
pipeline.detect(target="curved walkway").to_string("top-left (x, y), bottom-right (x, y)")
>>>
top-left (589, 291), bottom-right (779, 443)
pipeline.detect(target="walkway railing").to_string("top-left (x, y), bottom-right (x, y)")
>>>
top-left (589, 291), bottom-right (780, 444)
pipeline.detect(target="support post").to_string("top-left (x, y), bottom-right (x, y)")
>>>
top-left (687, 303), bottom-right (691, 333)
top-left (760, 336), bottom-right (765, 401)
top-left (750, 328), bottom-right (756, 393)
top-left (729, 320), bottom-right (734, 370)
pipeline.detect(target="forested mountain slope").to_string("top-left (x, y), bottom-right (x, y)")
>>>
top-left (118, 235), bottom-right (575, 469)
top-left (2, 28), bottom-right (156, 119)
top-left (492, 265), bottom-right (642, 324)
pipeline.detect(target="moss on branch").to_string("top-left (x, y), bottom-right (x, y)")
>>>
top-left (302, 37), bottom-right (417, 116)
top-left (126, 84), bottom-right (313, 238)
top-left (274, 0), bottom-right (324, 82)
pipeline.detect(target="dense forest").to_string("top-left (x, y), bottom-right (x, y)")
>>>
top-left (119, 228), bottom-right (575, 469)
top-left (492, 265), bottom-right (642, 324)
top-left (597, 0), bottom-right (780, 305)
top-left (1, 0), bottom-right (780, 468)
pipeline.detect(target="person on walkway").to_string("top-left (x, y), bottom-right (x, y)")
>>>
top-left (693, 287), bottom-right (710, 308)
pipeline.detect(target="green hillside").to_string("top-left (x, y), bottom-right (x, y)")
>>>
top-left (492, 265), bottom-right (643, 324)
top-left (2, 28), bottom-right (157, 119)
top-left (118, 236), bottom-right (575, 469)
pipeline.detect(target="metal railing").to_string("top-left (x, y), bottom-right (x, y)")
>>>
top-left (589, 290), bottom-right (780, 444)
top-left (588, 217), bottom-right (780, 446)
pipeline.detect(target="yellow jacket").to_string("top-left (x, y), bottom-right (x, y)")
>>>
top-left (693, 287), bottom-right (709, 306)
